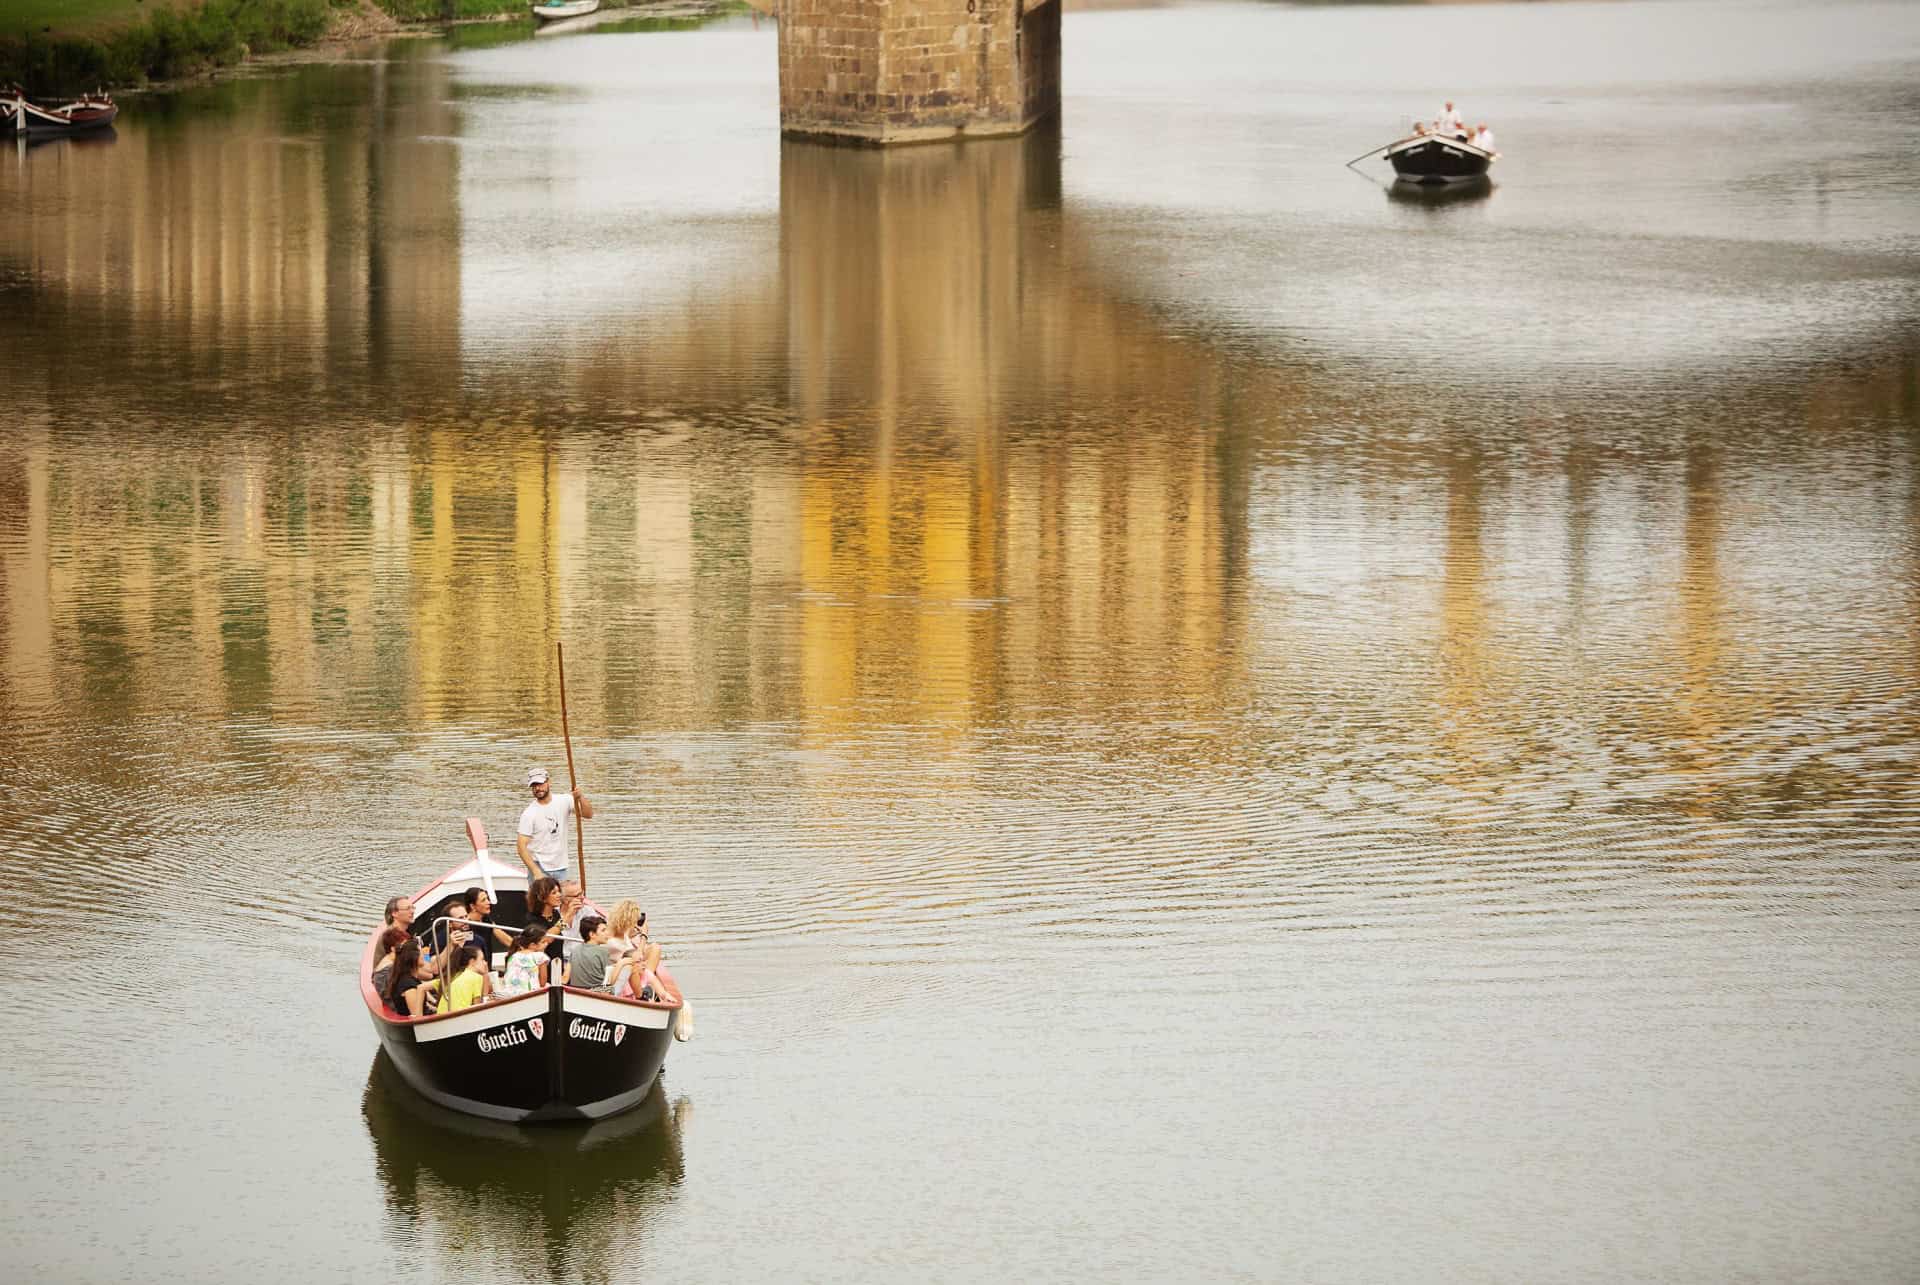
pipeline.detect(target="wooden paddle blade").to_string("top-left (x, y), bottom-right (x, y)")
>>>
top-left (465, 817), bottom-right (490, 854)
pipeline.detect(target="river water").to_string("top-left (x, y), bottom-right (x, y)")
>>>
top-left (3, 0), bottom-right (1919, 1280)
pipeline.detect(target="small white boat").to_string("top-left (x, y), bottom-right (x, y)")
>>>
top-left (531, 0), bottom-right (599, 21)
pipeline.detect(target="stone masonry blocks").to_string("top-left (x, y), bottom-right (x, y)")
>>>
top-left (779, 0), bottom-right (1061, 144)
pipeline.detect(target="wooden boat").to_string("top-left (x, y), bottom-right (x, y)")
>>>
top-left (361, 817), bottom-right (685, 1124)
top-left (4, 89), bottom-right (118, 137)
top-left (1381, 130), bottom-right (1495, 185)
top-left (531, 0), bottom-right (600, 21)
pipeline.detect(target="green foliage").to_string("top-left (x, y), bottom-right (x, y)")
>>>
top-left (378, 0), bottom-right (522, 19)
top-left (0, 0), bottom-right (338, 94)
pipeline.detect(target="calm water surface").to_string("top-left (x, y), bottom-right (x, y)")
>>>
top-left (3, 1), bottom-right (1919, 1280)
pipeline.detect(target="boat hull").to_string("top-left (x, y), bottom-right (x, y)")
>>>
top-left (1384, 135), bottom-right (1492, 184)
top-left (14, 99), bottom-right (118, 136)
top-left (371, 983), bottom-right (675, 1123)
top-left (531, 0), bottom-right (599, 20)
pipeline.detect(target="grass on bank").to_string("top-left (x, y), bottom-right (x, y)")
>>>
top-left (0, 0), bottom-right (738, 94)
top-left (1, 0), bottom-right (347, 92)
top-left (5, 0), bottom-right (188, 38)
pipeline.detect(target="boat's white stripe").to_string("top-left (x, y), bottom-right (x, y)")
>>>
top-left (562, 990), bottom-right (672, 1030)
top-left (410, 993), bottom-right (549, 1043)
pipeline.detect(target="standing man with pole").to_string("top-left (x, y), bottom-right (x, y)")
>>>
top-left (517, 767), bottom-right (593, 887)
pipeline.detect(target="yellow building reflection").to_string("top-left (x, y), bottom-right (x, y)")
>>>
top-left (6, 75), bottom-right (1917, 829)
top-left (0, 128), bottom-right (1252, 768)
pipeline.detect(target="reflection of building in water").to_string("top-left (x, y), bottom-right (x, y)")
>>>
top-left (3, 51), bottom-right (461, 400)
top-left (1429, 444), bottom-right (1503, 807)
top-left (1673, 441), bottom-right (1726, 819)
top-left (2, 128), bottom-right (1254, 751)
top-left (361, 1054), bottom-right (686, 1280)
top-left (774, 137), bottom-right (1250, 742)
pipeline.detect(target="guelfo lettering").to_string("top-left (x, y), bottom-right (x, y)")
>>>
top-left (568, 1017), bottom-right (616, 1044)
top-left (476, 1024), bottom-right (532, 1054)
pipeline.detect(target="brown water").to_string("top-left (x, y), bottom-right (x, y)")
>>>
top-left (3, 1), bottom-right (1919, 1280)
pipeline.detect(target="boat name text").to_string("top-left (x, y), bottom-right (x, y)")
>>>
top-left (476, 1025), bottom-right (531, 1053)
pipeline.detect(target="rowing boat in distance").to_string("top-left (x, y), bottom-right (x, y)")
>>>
top-left (531, 0), bottom-right (600, 21)
top-left (362, 817), bottom-right (685, 1123)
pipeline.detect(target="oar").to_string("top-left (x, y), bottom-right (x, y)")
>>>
top-left (557, 640), bottom-right (587, 895)
top-left (1345, 143), bottom-right (1390, 170)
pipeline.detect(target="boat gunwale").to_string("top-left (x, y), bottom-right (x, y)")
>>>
top-left (1383, 133), bottom-right (1495, 160)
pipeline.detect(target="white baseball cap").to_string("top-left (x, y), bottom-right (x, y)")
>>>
top-left (526, 768), bottom-right (550, 786)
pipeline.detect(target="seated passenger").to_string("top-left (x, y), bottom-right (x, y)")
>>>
top-left (525, 877), bottom-right (563, 960)
top-left (465, 886), bottom-right (513, 956)
top-left (496, 923), bottom-right (554, 997)
top-left (384, 939), bottom-right (433, 1018)
top-left (442, 945), bottom-right (491, 1011)
top-left (383, 896), bottom-right (416, 935)
top-left (568, 916), bottom-right (615, 991)
top-left (1472, 124), bottom-right (1496, 151)
top-left (558, 881), bottom-right (590, 961)
top-left (369, 926), bottom-right (409, 997)
top-left (429, 897), bottom-right (471, 956)
top-left (606, 899), bottom-right (664, 983)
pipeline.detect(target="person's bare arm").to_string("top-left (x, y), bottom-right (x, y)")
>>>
top-left (517, 832), bottom-right (541, 877)
top-left (404, 986), bottom-right (426, 1018)
top-left (573, 789), bottom-right (594, 821)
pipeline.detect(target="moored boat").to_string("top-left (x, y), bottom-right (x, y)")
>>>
top-left (531, 0), bottom-right (600, 21)
top-left (1381, 130), bottom-right (1494, 185)
top-left (4, 88), bottom-right (118, 137)
top-left (362, 817), bottom-right (685, 1123)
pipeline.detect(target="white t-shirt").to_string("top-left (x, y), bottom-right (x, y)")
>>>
top-left (1474, 129), bottom-right (1496, 151)
top-left (1438, 106), bottom-right (1463, 132)
top-left (518, 792), bottom-right (576, 871)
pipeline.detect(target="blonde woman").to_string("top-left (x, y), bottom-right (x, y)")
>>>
top-left (606, 899), bottom-right (665, 1000)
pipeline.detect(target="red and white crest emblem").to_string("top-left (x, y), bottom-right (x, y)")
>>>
top-left (527, 1018), bottom-right (544, 1041)
top-left (613, 1025), bottom-right (626, 1046)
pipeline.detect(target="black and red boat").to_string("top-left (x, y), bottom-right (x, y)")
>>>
top-left (3, 87), bottom-right (118, 137)
top-left (362, 818), bottom-right (687, 1124)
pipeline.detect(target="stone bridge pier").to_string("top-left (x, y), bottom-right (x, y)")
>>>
top-left (777, 0), bottom-right (1061, 145)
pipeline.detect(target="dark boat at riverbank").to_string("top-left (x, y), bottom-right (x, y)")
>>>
top-left (361, 818), bottom-right (684, 1124)
top-left (1382, 132), bottom-right (1494, 185)
top-left (3, 88), bottom-right (118, 137)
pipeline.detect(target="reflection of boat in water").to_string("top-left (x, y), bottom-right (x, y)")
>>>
top-left (1388, 174), bottom-right (1493, 206)
top-left (362, 1051), bottom-right (687, 1263)
top-left (362, 818), bottom-right (685, 1124)
top-left (20, 127), bottom-right (117, 150)
top-left (532, 0), bottom-right (600, 21)
top-left (1381, 132), bottom-right (1494, 184)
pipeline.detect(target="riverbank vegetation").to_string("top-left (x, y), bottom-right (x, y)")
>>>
top-left (1, 0), bottom-right (730, 94)
top-left (1, 0), bottom-right (342, 92)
